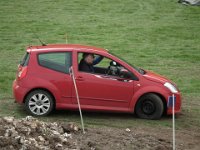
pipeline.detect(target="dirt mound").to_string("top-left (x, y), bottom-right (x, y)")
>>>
top-left (0, 116), bottom-right (199, 150)
top-left (0, 116), bottom-right (171, 150)
top-left (0, 116), bottom-right (79, 150)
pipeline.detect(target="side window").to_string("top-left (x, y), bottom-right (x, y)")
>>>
top-left (38, 52), bottom-right (72, 73)
top-left (78, 52), bottom-right (108, 74)
top-left (78, 52), bottom-right (134, 79)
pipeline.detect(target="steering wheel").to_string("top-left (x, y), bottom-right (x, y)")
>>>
top-left (107, 65), bottom-right (120, 76)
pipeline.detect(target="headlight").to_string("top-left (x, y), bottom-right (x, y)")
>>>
top-left (164, 82), bottom-right (178, 94)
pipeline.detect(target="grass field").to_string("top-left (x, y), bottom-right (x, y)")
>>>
top-left (0, 0), bottom-right (200, 131)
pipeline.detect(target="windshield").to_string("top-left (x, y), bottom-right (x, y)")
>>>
top-left (109, 51), bottom-right (146, 75)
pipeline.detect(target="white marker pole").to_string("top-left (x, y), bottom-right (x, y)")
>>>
top-left (172, 93), bottom-right (175, 150)
top-left (69, 67), bottom-right (85, 134)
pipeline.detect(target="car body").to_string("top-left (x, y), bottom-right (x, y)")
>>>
top-left (13, 44), bottom-right (181, 119)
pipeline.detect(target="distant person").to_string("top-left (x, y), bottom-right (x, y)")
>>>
top-left (79, 53), bottom-right (103, 73)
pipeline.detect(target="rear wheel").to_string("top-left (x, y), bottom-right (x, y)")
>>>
top-left (135, 93), bottom-right (164, 120)
top-left (25, 90), bottom-right (54, 116)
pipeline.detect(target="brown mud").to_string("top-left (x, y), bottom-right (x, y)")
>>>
top-left (0, 116), bottom-right (199, 150)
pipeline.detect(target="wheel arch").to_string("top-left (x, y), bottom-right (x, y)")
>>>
top-left (133, 92), bottom-right (167, 114)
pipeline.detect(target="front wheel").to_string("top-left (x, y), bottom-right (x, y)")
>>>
top-left (25, 90), bottom-right (54, 116)
top-left (135, 93), bottom-right (164, 120)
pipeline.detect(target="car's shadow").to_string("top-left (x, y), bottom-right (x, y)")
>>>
top-left (52, 109), bottom-right (135, 119)
top-left (52, 109), bottom-right (176, 119)
top-left (49, 109), bottom-right (175, 122)
top-left (16, 105), bottom-right (180, 127)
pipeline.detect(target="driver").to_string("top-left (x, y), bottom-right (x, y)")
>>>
top-left (79, 53), bottom-right (104, 73)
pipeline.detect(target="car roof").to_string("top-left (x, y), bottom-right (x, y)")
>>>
top-left (27, 44), bottom-right (109, 53)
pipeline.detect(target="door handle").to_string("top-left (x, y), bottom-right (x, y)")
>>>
top-left (75, 76), bottom-right (84, 81)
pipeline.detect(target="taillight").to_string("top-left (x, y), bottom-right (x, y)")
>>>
top-left (17, 66), bottom-right (28, 80)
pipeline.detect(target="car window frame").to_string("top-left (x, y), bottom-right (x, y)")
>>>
top-left (37, 51), bottom-right (72, 74)
top-left (77, 51), bottom-right (138, 80)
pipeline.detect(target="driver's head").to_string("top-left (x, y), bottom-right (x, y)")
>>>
top-left (83, 53), bottom-right (94, 64)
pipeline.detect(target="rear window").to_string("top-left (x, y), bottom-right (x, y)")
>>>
top-left (38, 52), bottom-right (72, 74)
top-left (20, 52), bottom-right (30, 66)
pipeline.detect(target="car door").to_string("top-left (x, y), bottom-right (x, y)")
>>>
top-left (72, 52), bottom-right (134, 111)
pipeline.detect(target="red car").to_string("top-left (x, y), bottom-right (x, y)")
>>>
top-left (13, 44), bottom-right (181, 119)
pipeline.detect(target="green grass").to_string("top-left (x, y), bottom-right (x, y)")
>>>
top-left (0, 0), bottom-right (200, 129)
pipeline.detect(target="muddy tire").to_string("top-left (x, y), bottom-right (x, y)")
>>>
top-left (135, 93), bottom-right (164, 120)
top-left (25, 90), bottom-right (54, 116)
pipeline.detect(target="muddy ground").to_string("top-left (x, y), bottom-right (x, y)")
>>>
top-left (0, 116), bottom-right (199, 150)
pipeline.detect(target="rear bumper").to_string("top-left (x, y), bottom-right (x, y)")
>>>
top-left (12, 80), bottom-right (28, 103)
top-left (166, 92), bottom-right (181, 115)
